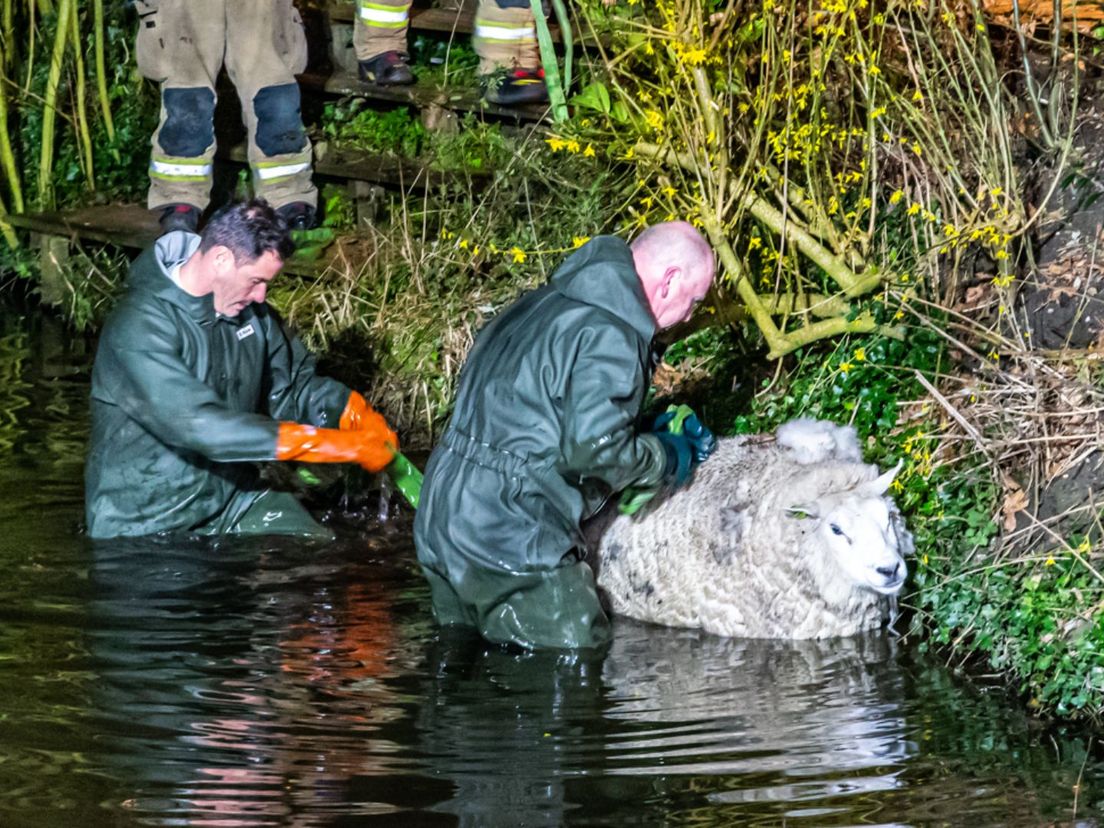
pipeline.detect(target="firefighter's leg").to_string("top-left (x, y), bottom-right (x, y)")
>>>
top-left (144, 0), bottom-right (225, 214)
top-left (474, 0), bottom-right (546, 105)
top-left (224, 0), bottom-right (317, 212)
top-left (353, 1), bottom-right (415, 85)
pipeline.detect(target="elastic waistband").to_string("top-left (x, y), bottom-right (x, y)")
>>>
top-left (439, 428), bottom-right (530, 477)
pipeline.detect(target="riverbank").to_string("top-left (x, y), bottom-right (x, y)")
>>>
top-left (1, 0), bottom-right (1103, 723)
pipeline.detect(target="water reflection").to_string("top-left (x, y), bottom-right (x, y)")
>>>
top-left (84, 532), bottom-right (429, 825)
top-left (3, 304), bottom-right (1104, 826)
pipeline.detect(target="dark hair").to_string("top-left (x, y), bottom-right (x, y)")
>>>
top-left (199, 199), bottom-right (295, 263)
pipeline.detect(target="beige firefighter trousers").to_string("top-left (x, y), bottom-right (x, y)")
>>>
top-left (354, 0), bottom-right (539, 74)
top-left (135, 0), bottom-right (316, 212)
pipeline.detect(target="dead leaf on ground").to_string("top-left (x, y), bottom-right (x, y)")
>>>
top-left (1001, 485), bottom-right (1029, 532)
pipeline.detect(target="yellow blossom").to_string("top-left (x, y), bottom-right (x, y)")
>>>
top-left (748, 236), bottom-right (762, 251)
top-left (662, 185), bottom-right (676, 198)
top-left (907, 202), bottom-right (921, 216)
top-left (546, 136), bottom-right (566, 152)
top-left (1045, 556), bottom-right (1056, 566)
top-left (912, 89), bottom-right (923, 102)
top-left (853, 347), bottom-right (866, 362)
top-left (510, 246), bottom-right (526, 264)
top-left (839, 362), bottom-right (853, 373)
top-left (583, 144), bottom-right (595, 158)
top-left (458, 238), bottom-right (469, 249)
top-left (681, 47), bottom-right (707, 65)
top-left (566, 139), bottom-right (581, 154)
top-left (889, 190), bottom-right (904, 205)
top-left (572, 235), bottom-right (590, 248)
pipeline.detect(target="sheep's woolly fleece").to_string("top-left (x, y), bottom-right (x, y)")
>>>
top-left (590, 421), bottom-right (912, 639)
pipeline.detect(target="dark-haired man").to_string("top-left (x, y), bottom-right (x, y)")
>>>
top-left (85, 200), bottom-right (398, 540)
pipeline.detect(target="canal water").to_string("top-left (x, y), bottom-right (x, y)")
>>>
top-left (1, 303), bottom-right (1103, 827)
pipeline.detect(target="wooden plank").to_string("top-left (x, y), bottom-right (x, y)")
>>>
top-left (983, 0), bottom-right (1104, 29)
top-left (6, 206), bottom-right (322, 275)
top-left (299, 69), bottom-right (549, 123)
top-left (220, 142), bottom-right (489, 189)
top-left (33, 233), bottom-right (71, 306)
top-left (8, 205), bottom-right (160, 250)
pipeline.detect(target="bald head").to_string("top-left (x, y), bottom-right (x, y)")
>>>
top-left (631, 222), bottom-right (715, 329)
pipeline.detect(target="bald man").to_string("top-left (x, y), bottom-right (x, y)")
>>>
top-left (414, 224), bottom-right (716, 650)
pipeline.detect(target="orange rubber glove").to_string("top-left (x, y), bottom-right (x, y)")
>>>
top-left (276, 422), bottom-right (398, 473)
top-left (339, 391), bottom-right (390, 434)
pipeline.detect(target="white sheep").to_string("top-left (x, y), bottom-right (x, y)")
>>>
top-left (588, 419), bottom-right (913, 639)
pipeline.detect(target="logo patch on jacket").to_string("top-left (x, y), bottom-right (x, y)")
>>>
top-left (236, 323), bottom-right (255, 341)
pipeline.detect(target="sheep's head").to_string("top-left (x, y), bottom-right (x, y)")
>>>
top-left (786, 463), bottom-right (909, 597)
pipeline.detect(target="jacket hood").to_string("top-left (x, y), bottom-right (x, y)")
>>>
top-left (550, 236), bottom-right (656, 341)
top-left (127, 231), bottom-right (215, 320)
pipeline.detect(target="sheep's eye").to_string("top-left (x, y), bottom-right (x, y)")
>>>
top-left (830, 524), bottom-right (844, 536)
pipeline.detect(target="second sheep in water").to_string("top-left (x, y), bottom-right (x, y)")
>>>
top-left (588, 418), bottom-right (913, 639)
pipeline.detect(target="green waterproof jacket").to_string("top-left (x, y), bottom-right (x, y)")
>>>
top-left (413, 235), bottom-right (669, 578)
top-left (84, 232), bottom-right (351, 538)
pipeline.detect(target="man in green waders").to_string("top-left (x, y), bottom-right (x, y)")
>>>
top-left (85, 200), bottom-right (399, 540)
top-left (414, 222), bottom-right (716, 650)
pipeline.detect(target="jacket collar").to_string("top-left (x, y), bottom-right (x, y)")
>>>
top-left (128, 231), bottom-right (223, 323)
top-left (549, 236), bottom-right (656, 342)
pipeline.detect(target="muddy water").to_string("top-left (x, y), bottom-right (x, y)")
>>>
top-left (1, 305), bottom-right (1103, 827)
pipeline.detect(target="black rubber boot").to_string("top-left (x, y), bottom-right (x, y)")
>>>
top-left (358, 51), bottom-right (415, 86)
top-left (276, 201), bottom-right (317, 231)
top-left (484, 68), bottom-right (548, 106)
top-left (157, 204), bottom-right (200, 234)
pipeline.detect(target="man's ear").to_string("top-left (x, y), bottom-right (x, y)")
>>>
top-left (210, 245), bottom-right (235, 273)
top-left (660, 265), bottom-right (681, 298)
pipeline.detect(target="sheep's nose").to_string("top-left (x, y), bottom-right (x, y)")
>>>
top-left (876, 562), bottom-right (900, 580)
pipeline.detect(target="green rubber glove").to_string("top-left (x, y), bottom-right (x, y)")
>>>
top-left (619, 404), bottom-right (700, 516)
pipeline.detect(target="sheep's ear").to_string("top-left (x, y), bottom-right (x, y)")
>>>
top-left (858, 460), bottom-right (903, 497)
top-left (786, 503), bottom-right (819, 520)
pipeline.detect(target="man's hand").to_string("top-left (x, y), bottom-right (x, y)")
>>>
top-left (654, 431), bottom-right (694, 488)
top-left (340, 391), bottom-right (391, 434)
top-left (276, 422), bottom-right (398, 473)
top-left (651, 406), bottom-right (716, 464)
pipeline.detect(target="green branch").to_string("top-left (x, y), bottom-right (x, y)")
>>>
top-left (635, 142), bottom-right (884, 298)
top-left (38, 0), bottom-right (73, 208)
top-left (0, 42), bottom-right (24, 213)
top-left (531, 0), bottom-right (567, 122)
top-left (93, 0), bottom-right (115, 145)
